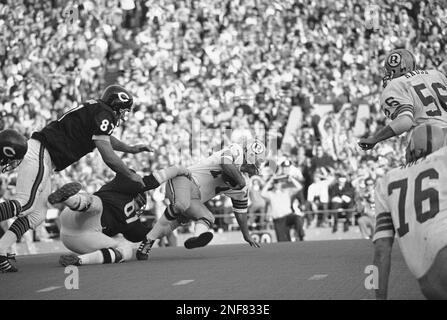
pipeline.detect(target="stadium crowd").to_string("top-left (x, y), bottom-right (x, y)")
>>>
top-left (1, 0), bottom-right (447, 243)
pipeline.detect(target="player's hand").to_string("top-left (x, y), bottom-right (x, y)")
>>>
top-left (358, 137), bottom-right (377, 151)
top-left (244, 235), bottom-right (261, 248)
top-left (131, 144), bottom-right (154, 154)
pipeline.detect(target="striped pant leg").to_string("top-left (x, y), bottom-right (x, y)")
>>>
top-left (14, 139), bottom-right (54, 229)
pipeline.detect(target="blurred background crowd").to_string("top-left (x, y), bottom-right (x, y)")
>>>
top-left (1, 0), bottom-right (446, 246)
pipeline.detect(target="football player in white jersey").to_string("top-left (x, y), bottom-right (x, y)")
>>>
top-left (373, 124), bottom-right (447, 299)
top-left (135, 139), bottom-right (265, 260)
top-left (359, 49), bottom-right (447, 151)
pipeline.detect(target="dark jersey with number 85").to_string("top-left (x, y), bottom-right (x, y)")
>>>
top-left (32, 100), bottom-right (117, 171)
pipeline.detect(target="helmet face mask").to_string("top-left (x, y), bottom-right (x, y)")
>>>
top-left (241, 139), bottom-right (267, 176)
top-left (1, 159), bottom-right (23, 173)
top-left (117, 108), bottom-right (132, 125)
top-left (382, 67), bottom-right (394, 88)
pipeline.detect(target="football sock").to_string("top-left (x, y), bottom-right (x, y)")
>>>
top-left (147, 214), bottom-right (175, 241)
top-left (9, 216), bottom-right (31, 240)
top-left (194, 220), bottom-right (210, 237)
top-left (78, 248), bottom-right (123, 265)
top-left (0, 230), bottom-right (19, 255)
top-left (0, 200), bottom-right (22, 221)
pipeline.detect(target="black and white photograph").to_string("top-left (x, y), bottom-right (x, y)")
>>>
top-left (1, 0), bottom-right (447, 307)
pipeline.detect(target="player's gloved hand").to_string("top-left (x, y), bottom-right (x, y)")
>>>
top-left (131, 144), bottom-right (154, 154)
top-left (244, 235), bottom-right (261, 248)
top-left (358, 137), bottom-right (377, 151)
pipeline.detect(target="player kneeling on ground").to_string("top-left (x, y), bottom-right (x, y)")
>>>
top-left (135, 139), bottom-right (265, 260)
top-left (49, 166), bottom-right (190, 267)
top-left (373, 124), bottom-right (447, 299)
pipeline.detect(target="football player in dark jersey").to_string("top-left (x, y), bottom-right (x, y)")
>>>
top-left (47, 165), bottom-right (190, 267)
top-left (0, 85), bottom-right (151, 272)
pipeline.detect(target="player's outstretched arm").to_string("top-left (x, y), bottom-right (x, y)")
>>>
top-left (234, 211), bottom-right (260, 248)
top-left (231, 197), bottom-right (260, 248)
top-left (94, 138), bottom-right (144, 186)
top-left (358, 114), bottom-right (413, 150)
top-left (373, 237), bottom-right (394, 300)
top-left (110, 135), bottom-right (153, 154)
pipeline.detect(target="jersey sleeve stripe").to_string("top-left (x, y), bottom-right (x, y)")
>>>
top-left (373, 230), bottom-right (394, 242)
top-left (92, 135), bottom-right (111, 142)
top-left (376, 211), bottom-right (392, 221)
top-left (374, 224), bottom-right (394, 233)
top-left (376, 216), bottom-right (393, 224)
top-left (231, 198), bottom-right (248, 213)
top-left (233, 208), bottom-right (248, 214)
top-left (391, 105), bottom-right (413, 120)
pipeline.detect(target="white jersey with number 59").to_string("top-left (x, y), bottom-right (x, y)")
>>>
top-left (380, 69), bottom-right (447, 131)
top-left (374, 146), bottom-right (447, 278)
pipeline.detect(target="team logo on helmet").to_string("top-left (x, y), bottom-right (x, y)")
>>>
top-left (2, 146), bottom-right (16, 158)
top-left (117, 92), bottom-right (130, 103)
top-left (251, 141), bottom-right (265, 155)
top-left (387, 53), bottom-right (402, 67)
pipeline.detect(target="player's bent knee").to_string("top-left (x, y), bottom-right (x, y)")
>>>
top-left (165, 202), bottom-right (189, 220)
top-left (171, 201), bottom-right (189, 215)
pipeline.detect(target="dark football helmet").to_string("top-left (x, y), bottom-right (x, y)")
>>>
top-left (100, 85), bottom-right (134, 121)
top-left (0, 129), bottom-right (28, 173)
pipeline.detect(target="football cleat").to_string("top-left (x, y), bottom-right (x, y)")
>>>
top-left (59, 254), bottom-right (82, 267)
top-left (136, 239), bottom-right (155, 261)
top-left (184, 231), bottom-right (213, 249)
top-left (48, 182), bottom-right (82, 205)
top-left (0, 254), bottom-right (18, 273)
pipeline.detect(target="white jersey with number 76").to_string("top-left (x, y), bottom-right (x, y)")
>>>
top-left (373, 146), bottom-right (447, 279)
